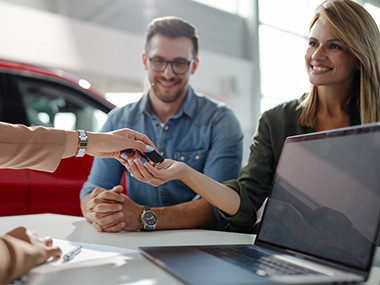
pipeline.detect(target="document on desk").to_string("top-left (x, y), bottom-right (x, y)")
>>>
top-left (51, 239), bottom-right (137, 265)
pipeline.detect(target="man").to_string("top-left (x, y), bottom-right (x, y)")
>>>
top-left (80, 16), bottom-right (243, 232)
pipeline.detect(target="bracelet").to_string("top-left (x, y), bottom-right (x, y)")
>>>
top-left (75, 130), bottom-right (88, 157)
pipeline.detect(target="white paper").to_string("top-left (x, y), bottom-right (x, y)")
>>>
top-left (49, 239), bottom-right (137, 265)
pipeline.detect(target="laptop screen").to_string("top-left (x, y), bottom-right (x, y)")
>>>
top-left (256, 124), bottom-right (380, 271)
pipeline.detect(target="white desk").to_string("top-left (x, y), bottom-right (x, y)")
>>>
top-left (1, 214), bottom-right (379, 284)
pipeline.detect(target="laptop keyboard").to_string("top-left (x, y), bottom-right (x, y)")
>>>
top-left (201, 246), bottom-right (323, 277)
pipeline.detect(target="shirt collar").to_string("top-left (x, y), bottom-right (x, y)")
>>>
top-left (141, 85), bottom-right (197, 120)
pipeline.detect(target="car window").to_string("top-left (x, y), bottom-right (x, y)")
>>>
top-left (16, 77), bottom-right (108, 132)
top-left (0, 73), bottom-right (29, 124)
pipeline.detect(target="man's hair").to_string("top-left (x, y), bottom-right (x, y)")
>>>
top-left (145, 16), bottom-right (199, 58)
top-left (299, 0), bottom-right (380, 126)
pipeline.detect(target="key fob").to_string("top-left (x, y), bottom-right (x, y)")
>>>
top-left (136, 150), bottom-right (164, 164)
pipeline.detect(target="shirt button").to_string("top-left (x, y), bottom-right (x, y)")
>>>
top-left (195, 155), bottom-right (200, 160)
top-left (160, 152), bottom-right (165, 157)
top-left (164, 126), bottom-right (169, 131)
top-left (180, 156), bottom-right (185, 161)
top-left (155, 123), bottom-right (160, 127)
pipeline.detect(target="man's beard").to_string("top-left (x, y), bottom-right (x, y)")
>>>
top-left (151, 81), bottom-right (187, 103)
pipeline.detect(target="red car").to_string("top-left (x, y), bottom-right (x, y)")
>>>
top-left (0, 59), bottom-right (119, 217)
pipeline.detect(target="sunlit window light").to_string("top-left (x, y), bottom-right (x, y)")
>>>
top-left (190, 0), bottom-right (239, 14)
top-left (364, 3), bottom-right (380, 28)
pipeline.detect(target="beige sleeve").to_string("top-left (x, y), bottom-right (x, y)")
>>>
top-left (0, 235), bottom-right (41, 284)
top-left (0, 122), bottom-right (67, 172)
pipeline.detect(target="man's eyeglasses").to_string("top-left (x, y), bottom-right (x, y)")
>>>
top-left (148, 57), bottom-right (193, 75)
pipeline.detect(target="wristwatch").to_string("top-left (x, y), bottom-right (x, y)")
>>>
top-left (75, 129), bottom-right (88, 157)
top-left (140, 205), bottom-right (157, 230)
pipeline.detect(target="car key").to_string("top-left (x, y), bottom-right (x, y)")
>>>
top-left (136, 149), bottom-right (164, 164)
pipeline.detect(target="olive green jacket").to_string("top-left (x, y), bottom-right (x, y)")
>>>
top-left (221, 96), bottom-right (360, 233)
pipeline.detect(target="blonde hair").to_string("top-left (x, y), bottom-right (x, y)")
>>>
top-left (299, 0), bottom-right (380, 127)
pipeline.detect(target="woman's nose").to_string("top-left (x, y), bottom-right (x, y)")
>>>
top-left (312, 46), bottom-right (327, 61)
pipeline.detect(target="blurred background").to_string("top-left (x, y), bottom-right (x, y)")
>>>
top-left (0, 0), bottom-right (379, 163)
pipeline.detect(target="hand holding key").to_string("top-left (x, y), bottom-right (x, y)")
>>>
top-left (119, 148), bottom-right (164, 165)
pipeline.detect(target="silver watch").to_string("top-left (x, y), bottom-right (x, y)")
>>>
top-left (140, 205), bottom-right (157, 230)
top-left (76, 129), bottom-right (87, 157)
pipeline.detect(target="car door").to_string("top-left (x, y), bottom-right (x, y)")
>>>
top-left (0, 73), bottom-right (30, 215)
top-left (0, 70), bottom-right (113, 216)
top-left (16, 75), bottom-right (110, 216)
top-left (0, 169), bottom-right (29, 216)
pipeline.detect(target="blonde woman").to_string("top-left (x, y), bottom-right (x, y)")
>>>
top-left (122, 0), bottom-right (380, 233)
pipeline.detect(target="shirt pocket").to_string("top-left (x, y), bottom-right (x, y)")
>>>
top-left (173, 148), bottom-right (207, 172)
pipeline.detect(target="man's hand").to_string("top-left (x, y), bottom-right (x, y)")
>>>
top-left (83, 185), bottom-right (143, 232)
top-left (91, 194), bottom-right (144, 232)
top-left (115, 195), bottom-right (144, 232)
top-left (84, 185), bottom-right (126, 232)
top-left (93, 194), bottom-right (143, 232)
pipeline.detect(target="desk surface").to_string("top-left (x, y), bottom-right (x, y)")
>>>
top-left (1, 214), bottom-right (379, 284)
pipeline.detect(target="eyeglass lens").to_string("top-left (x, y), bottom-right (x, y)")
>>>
top-left (150, 58), bottom-right (191, 74)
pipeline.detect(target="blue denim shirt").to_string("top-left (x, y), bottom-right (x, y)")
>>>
top-left (80, 85), bottom-right (243, 230)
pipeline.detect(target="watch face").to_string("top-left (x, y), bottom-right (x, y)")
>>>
top-left (143, 211), bottom-right (157, 226)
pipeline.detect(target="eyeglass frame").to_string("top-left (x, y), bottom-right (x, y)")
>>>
top-left (148, 57), bottom-right (194, 75)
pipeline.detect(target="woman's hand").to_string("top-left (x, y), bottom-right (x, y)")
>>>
top-left (121, 157), bottom-right (241, 216)
top-left (6, 227), bottom-right (62, 264)
top-left (121, 158), bottom-right (187, 186)
top-left (86, 128), bottom-right (157, 159)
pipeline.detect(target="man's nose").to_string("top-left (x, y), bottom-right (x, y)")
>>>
top-left (162, 62), bottom-right (176, 77)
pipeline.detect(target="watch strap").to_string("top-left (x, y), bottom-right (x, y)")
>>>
top-left (140, 205), bottom-right (157, 230)
top-left (75, 129), bottom-right (88, 157)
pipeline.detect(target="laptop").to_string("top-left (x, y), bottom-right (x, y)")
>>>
top-left (139, 123), bottom-right (380, 284)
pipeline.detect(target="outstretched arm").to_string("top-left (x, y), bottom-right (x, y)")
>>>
top-left (83, 158), bottom-right (241, 232)
top-left (63, 128), bottom-right (157, 159)
top-left (123, 158), bottom-right (241, 216)
top-left (0, 122), bottom-right (156, 172)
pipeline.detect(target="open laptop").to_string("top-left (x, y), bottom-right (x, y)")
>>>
top-left (139, 123), bottom-right (380, 284)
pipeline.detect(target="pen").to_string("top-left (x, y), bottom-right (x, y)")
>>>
top-left (62, 245), bottom-right (82, 263)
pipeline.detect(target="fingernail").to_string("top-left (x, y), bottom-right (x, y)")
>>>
top-left (121, 153), bottom-right (128, 159)
top-left (145, 145), bottom-right (154, 151)
top-left (120, 158), bottom-right (125, 163)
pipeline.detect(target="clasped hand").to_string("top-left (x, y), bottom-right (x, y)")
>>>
top-left (85, 185), bottom-right (143, 232)
top-left (85, 154), bottom-right (186, 232)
